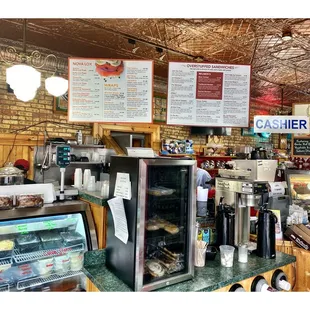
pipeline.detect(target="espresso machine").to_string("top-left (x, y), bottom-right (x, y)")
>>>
top-left (215, 160), bottom-right (277, 245)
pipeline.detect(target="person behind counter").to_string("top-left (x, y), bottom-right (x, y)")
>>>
top-left (14, 159), bottom-right (36, 184)
top-left (197, 167), bottom-right (212, 189)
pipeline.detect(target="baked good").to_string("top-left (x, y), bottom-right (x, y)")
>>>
top-left (16, 194), bottom-right (44, 208)
top-left (146, 260), bottom-right (165, 277)
top-left (164, 224), bottom-right (179, 234)
top-left (0, 196), bottom-right (13, 209)
top-left (146, 220), bottom-right (159, 231)
top-left (156, 218), bottom-right (168, 229)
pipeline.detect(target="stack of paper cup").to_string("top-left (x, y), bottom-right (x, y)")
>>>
top-left (83, 169), bottom-right (91, 189)
top-left (197, 187), bottom-right (209, 217)
top-left (87, 176), bottom-right (96, 191)
top-left (74, 168), bottom-right (83, 189)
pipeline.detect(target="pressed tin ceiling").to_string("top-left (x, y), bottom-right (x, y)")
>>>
top-left (1, 18), bottom-right (310, 111)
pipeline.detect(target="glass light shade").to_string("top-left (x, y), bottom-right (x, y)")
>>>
top-left (45, 76), bottom-right (68, 97)
top-left (6, 64), bottom-right (41, 91)
top-left (14, 87), bottom-right (37, 102)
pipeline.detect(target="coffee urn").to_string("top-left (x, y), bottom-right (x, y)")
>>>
top-left (256, 203), bottom-right (277, 259)
top-left (215, 197), bottom-right (235, 246)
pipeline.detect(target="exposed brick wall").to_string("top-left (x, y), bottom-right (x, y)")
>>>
top-left (0, 63), bottom-right (92, 138)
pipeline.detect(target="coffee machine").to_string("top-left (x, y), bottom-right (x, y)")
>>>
top-left (215, 160), bottom-right (277, 245)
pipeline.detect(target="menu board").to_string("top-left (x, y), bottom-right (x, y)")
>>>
top-left (68, 58), bottom-right (153, 123)
top-left (293, 138), bottom-right (310, 156)
top-left (167, 62), bottom-right (251, 127)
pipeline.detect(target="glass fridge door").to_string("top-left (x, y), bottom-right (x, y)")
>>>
top-left (0, 213), bottom-right (88, 292)
top-left (140, 160), bottom-right (195, 291)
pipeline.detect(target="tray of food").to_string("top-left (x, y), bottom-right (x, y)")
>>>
top-left (0, 240), bottom-right (14, 259)
top-left (15, 233), bottom-right (41, 253)
top-left (147, 186), bottom-right (175, 196)
top-left (16, 194), bottom-right (44, 208)
top-left (0, 195), bottom-right (13, 210)
top-left (60, 231), bottom-right (84, 247)
top-left (38, 231), bottom-right (63, 250)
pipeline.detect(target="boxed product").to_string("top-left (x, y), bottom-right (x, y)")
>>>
top-left (10, 263), bottom-right (37, 281)
top-left (69, 251), bottom-right (84, 271)
top-left (0, 264), bottom-right (11, 284)
top-left (60, 231), bottom-right (84, 247)
top-left (0, 239), bottom-right (14, 259)
top-left (16, 194), bottom-right (44, 208)
top-left (0, 195), bottom-right (13, 210)
top-left (16, 233), bottom-right (41, 253)
top-left (38, 231), bottom-right (63, 250)
top-left (284, 225), bottom-right (310, 251)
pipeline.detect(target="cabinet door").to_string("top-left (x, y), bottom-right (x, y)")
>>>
top-left (141, 161), bottom-right (195, 290)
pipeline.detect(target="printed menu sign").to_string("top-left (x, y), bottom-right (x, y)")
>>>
top-left (167, 62), bottom-right (251, 127)
top-left (68, 58), bottom-right (154, 123)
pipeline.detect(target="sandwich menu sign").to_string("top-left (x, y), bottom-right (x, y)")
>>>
top-left (68, 58), bottom-right (154, 123)
top-left (166, 62), bottom-right (251, 127)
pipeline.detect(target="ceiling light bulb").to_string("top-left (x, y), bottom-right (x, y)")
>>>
top-left (6, 64), bottom-right (41, 91)
top-left (45, 76), bottom-right (68, 97)
top-left (282, 31), bottom-right (292, 41)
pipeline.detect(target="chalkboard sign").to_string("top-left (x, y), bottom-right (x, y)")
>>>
top-left (293, 138), bottom-right (310, 156)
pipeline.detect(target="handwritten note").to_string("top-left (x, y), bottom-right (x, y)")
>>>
top-left (293, 138), bottom-right (310, 156)
top-left (114, 172), bottom-right (132, 200)
top-left (107, 197), bottom-right (129, 244)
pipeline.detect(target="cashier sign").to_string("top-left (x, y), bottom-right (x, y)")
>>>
top-left (254, 115), bottom-right (310, 134)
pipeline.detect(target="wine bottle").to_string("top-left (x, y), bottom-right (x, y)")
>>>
top-left (251, 276), bottom-right (277, 292)
top-left (271, 269), bottom-right (291, 291)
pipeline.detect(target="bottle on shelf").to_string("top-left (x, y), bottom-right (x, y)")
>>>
top-left (251, 276), bottom-right (277, 292)
top-left (229, 283), bottom-right (246, 292)
top-left (271, 269), bottom-right (291, 291)
top-left (76, 130), bottom-right (83, 145)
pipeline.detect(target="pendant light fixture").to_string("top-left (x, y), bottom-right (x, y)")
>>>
top-left (5, 19), bottom-right (68, 102)
top-left (45, 75), bottom-right (68, 97)
top-left (6, 20), bottom-right (41, 102)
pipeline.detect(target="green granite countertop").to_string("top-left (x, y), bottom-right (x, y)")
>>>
top-left (78, 189), bottom-right (108, 207)
top-left (82, 249), bottom-right (296, 292)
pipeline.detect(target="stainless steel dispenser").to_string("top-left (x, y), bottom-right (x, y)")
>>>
top-left (216, 179), bottom-right (268, 245)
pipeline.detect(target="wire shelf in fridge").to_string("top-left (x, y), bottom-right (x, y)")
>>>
top-left (16, 270), bottom-right (83, 291)
top-left (0, 283), bottom-right (9, 292)
top-left (0, 257), bottom-right (12, 267)
top-left (13, 243), bottom-right (85, 264)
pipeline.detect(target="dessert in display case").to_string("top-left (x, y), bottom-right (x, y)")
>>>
top-left (286, 169), bottom-right (310, 211)
top-left (0, 202), bottom-right (97, 292)
top-left (106, 156), bottom-right (196, 291)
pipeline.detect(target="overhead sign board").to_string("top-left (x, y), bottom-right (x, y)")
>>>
top-left (254, 115), bottom-right (310, 134)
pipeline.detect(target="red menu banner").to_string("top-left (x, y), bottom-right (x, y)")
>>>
top-left (167, 62), bottom-right (251, 127)
top-left (68, 58), bottom-right (154, 123)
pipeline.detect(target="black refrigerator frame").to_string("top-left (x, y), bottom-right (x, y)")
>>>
top-left (106, 156), bottom-right (196, 291)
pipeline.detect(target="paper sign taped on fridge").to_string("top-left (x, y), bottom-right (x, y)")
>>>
top-left (107, 196), bottom-right (129, 244)
top-left (114, 172), bottom-right (132, 200)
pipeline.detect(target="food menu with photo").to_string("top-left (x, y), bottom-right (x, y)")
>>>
top-left (68, 58), bottom-right (154, 123)
top-left (166, 62), bottom-right (251, 127)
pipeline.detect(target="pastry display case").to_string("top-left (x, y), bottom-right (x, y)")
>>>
top-left (106, 156), bottom-right (196, 291)
top-left (286, 169), bottom-right (310, 211)
top-left (0, 201), bottom-right (97, 292)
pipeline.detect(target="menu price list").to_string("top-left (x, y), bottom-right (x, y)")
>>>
top-left (68, 59), bottom-right (153, 123)
top-left (167, 62), bottom-right (251, 127)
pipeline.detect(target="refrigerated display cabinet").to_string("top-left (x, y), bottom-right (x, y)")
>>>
top-left (0, 201), bottom-right (97, 292)
top-left (286, 169), bottom-right (310, 211)
top-left (106, 156), bottom-right (196, 291)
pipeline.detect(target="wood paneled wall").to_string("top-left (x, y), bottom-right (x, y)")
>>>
top-left (0, 133), bottom-right (44, 179)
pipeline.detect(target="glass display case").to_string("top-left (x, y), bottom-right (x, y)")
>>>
top-left (286, 169), bottom-right (310, 211)
top-left (106, 156), bottom-right (196, 291)
top-left (0, 202), bottom-right (97, 292)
